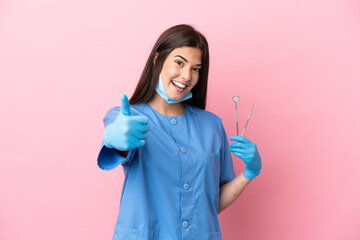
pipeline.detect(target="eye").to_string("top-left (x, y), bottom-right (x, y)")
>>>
top-left (175, 60), bottom-right (183, 66)
top-left (193, 68), bottom-right (201, 73)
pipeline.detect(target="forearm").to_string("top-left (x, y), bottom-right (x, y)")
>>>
top-left (218, 172), bottom-right (252, 214)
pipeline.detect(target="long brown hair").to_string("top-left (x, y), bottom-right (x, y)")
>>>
top-left (129, 24), bottom-right (209, 110)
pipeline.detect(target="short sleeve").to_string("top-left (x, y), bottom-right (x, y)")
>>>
top-left (219, 122), bottom-right (236, 186)
top-left (97, 107), bottom-right (136, 171)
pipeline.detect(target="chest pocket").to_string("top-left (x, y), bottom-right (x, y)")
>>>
top-left (202, 152), bottom-right (221, 196)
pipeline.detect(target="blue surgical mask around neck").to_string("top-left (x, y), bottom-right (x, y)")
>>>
top-left (155, 75), bottom-right (192, 104)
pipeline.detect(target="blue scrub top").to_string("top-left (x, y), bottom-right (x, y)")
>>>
top-left (97, 103), bottom-right (236, 240)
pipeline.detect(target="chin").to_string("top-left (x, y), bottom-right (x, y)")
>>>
top-left (170, 97), bottom-right (182, 102)
top-left (167, 93), bottom-right (183, 101)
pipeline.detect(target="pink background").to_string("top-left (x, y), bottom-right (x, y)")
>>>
top-left (1, 0), bottom-right (360, 239)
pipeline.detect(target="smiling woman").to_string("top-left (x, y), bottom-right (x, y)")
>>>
top-left (148, 47), bottom-right (203, 111)
top-left (97, 24), bottom-right (262, 240)
top-left (158, 47), bottom-right (202, 96)
top-left (129, 24), bottom-right (210, 111)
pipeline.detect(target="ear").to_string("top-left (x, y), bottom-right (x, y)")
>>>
top-left (153, 52), bottom-right (159, 64)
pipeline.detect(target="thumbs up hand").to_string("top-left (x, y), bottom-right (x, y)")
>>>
top-left (103, 94), bottom-right (149, 151)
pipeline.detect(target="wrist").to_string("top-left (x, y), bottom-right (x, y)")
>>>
top-left (243, 167), bottom-right (261, 179)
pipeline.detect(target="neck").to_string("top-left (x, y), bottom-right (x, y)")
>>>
top-left (147, 94), bottom-right (185, 116)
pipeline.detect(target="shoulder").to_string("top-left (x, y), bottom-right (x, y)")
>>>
top-left (105, 103), bottom-right (145, 115)
top-left (186, 104), bottom-right (223, 127)
top-left (102, 104), bottom-right (146, 124)
top-left (103, 106), bottom-right (120, 124)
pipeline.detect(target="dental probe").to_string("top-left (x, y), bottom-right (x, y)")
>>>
top-left (241, 101), bottom-right (255, 137)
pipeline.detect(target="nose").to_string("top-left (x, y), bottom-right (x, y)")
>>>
top-left (181, 68), bottom-right (192, 81)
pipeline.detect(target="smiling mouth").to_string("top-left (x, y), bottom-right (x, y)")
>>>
top-left (171, 80), bottom-right (187, 90)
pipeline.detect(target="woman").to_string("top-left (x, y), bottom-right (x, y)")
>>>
top-left (97, 24), bottom-right (262, 240)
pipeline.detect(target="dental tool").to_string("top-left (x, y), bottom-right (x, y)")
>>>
top-left (241, 102), bottom-right (255, 137)
top-left (232, 96), bottom-right (240, 135)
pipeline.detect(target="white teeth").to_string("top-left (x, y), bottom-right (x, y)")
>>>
top-left (172, 81), bottom-right (186, 89)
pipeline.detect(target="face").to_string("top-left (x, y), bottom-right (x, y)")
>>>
top-left (159, 46), bottom-right (202, 101)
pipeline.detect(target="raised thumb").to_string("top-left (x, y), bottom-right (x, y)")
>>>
top-left (120, 94), bottom-right (131, 116)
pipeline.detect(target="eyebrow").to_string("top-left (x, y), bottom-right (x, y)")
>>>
top-left (174, 55), bottom-right (202, 67)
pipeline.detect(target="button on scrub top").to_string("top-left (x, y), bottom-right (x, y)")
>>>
top-left (97, 103), bottom-right (236, 240)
